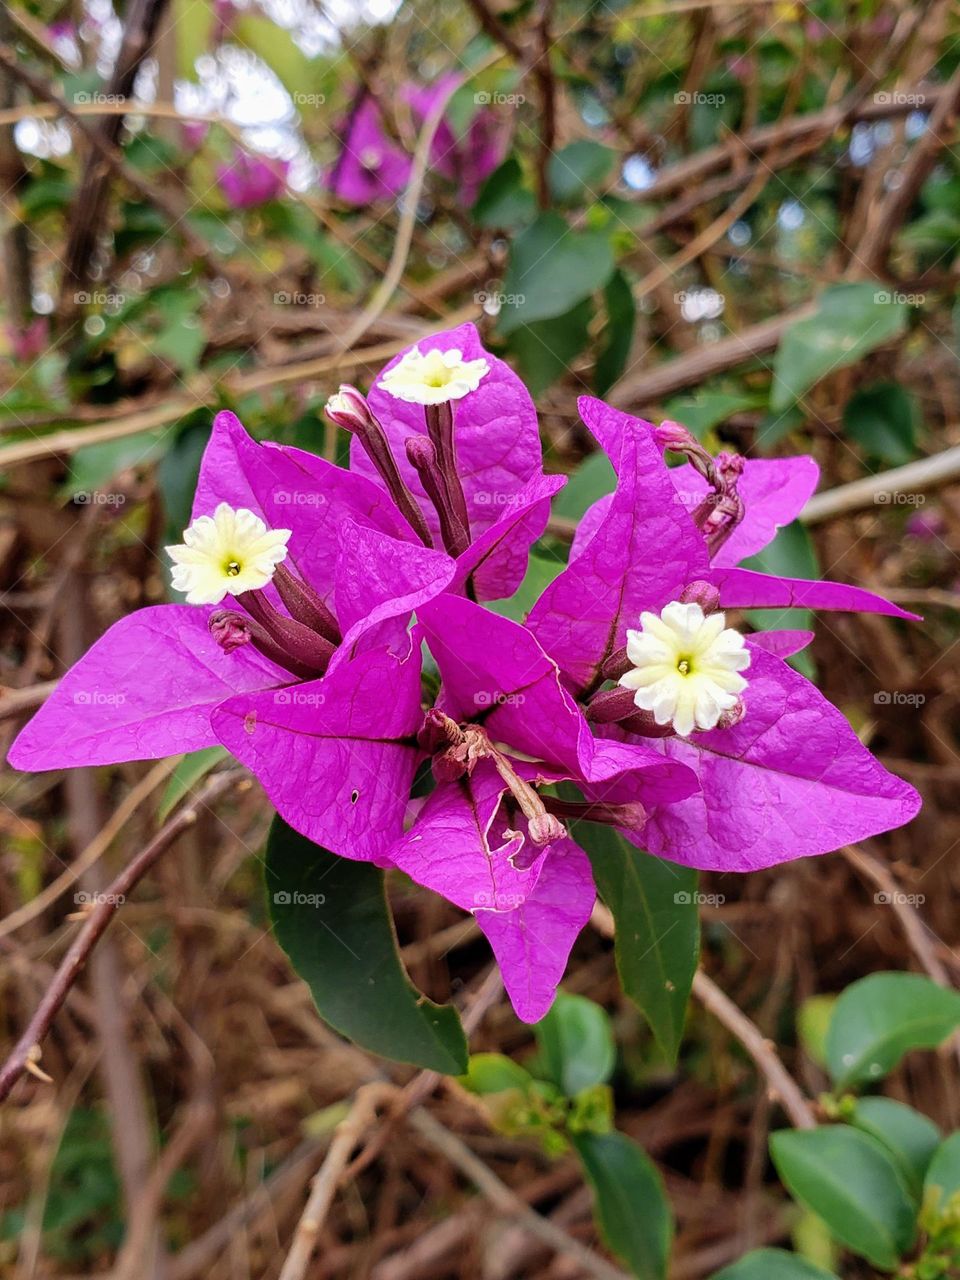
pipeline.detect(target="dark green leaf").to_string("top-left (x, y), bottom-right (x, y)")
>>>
top-left (472, 157), bottom-right (537, 231)
top-left (578, 825), bottom-right (698, 1062)
top-left (489, 550), bottom-right (565, 622)
top-left (536, 992), bottom-right (615, 1095)
top-left (711, 1248), bottom-right (839, 1280)
top-left (499, 212), bottom-right (615, 334)
top-left (663, 390), bottom-right (766, 439)
top-left (770, 1126), bottom-right (917, 1269)
top-left (573, 1131), bottom-right (672, 1280)
top-left (595, 269), bottom-right (636, 396)
top-left (825, 972), bottom-right (960, 1088)
top-left (552, 451), bottom-right (616, 523)
top-left (771, 284), bottom-right (909, 412)
top-left (265, 816), bottom-right (468, 1074)
top-left (507, 298), bottom-right (592, 394)
top-left (843, 383), bottom-right (917, 465)
top-left (850, 1097), bottom-right (940, 1196)
top-left (548, 140), bottom-right (617, 204)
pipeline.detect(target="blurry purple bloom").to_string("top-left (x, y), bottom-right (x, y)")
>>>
top-left (328, 80), bottom-right (507, 206)
top-left (6, 317), bottom-right (48, 362)
top-left (905, 509), bottom-right (946, 542)
top-left (217, 150), bottom-right (289, 208)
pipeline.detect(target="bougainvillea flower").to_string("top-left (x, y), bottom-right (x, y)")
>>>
top-left (327, 79), bottom-right (507, 206)
top-left (525, 397), bottom-right (920, 870)
top-left (382, 594), bottom-right (700, 1021)
top-left (217, 149), bottom-right (289, 208)
top-left (8, 415), bottom-right (456, 863)
top-left (331, 323), bottom-right (561, 601)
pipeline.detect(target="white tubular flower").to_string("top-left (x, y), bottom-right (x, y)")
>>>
top-left (166, 503), bottom-right (291, 606)
top-left (377, 345), bottom-right (489, 405)
top-left (619, 601), bottom-right (750, 737)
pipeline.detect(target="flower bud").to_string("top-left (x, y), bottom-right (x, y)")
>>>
top-left (324, 384), bottom-right (373, 434)
top-left (528, 812), bottom-right (567, 846)
top-left (679, 580), bottom-right (722, 613)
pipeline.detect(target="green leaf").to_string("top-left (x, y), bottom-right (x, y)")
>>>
top-left (499, 212), bottom-right (615, 334)
top-left (825, 972), bottom-right (960, 1088)
top-left (595, 269), bottom-right (636, 396)
top-left (472, 157), bottom-right (537, 231)
top-left (157, 747), bottom-right (228, 823)
top-left (843, 382), bottom-right (918, 465)
top-left (572, 1131), bottom-right (672, 1280)
top-left (461, 1053), bottom-right (535, 1096)
top-left (578, 825), bottom-right (698, 1062)
top-left (548, 140), bottom-right (617, 204)
top-left (535, 992), bottom-right (615, 1095)
top-left (488, 550), bottom-right (565, 622)
top-left (552, 451), bottom-right (616, 523)
top-left (507, 298), bottom-right (593, 394)
top-left (771, 284), bottom-right (909, 412)
top-left (65, 431), bottom-right (164, 504)
top-left (663, 391), bottom-right (766, 439)
top-left (711, 1248), bottom-right (839, 1280)
top-left (174, 0), bottom-right (215, 77)
top-left (265, 816), bottom-right (468, 1074)
top-left (796, 995), bottom-right (836, 1069)
top-left (850, 1098), bottom-right (941, 1196)
top-left (923, 1132), bottom-right (960, 1221)
top-left (769, 1126), bottom-right (917, 1270)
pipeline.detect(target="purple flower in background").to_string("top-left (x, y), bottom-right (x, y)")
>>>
top-left (327, 80), bottom-right (507, 206)
top-left (525, 398), bottom-right (920, 872)
top-left (217, 149), bottom-right (289, 208)
top-left (181, 119), bottom-right (209, 151)
top-left (6, 317), bottom-right (48, 363)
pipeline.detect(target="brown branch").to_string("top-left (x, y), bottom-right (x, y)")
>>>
top-left (0, 769), bottom-right (241, 1103)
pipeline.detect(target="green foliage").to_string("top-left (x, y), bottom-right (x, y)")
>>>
top-left (771, 284), bottom-right (910, 411)
top-left (265, 815), bottom-right (468, 1073)
top-left (824, 972), bottom-right (960, 1088)
top-left (572, 1131), bottom-right (672, 1280)
top-left (849, 1097), bottom-right (941, 1197)
top-left (536, 991), bottom-right (616, 1095)
top-left (711, 1248), bottom-right (839, 1280)
top-left (843, 382), bottom-right (919, 465)
top-left (770, 1126), bottom-right (917, 1270)
top-left (499, 212), bottom-right (615, 333)
top-left (577, 825), bottom-right (699, 1062)
top-left (548, 140), bottom-right (617, 204)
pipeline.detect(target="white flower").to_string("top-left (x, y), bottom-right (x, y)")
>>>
top-left (377, 345), bottom-right (489, 405)
top-left (166, 503), bottom-right (291, 606)
top-left (618, 601), bottom-right (750, 737)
